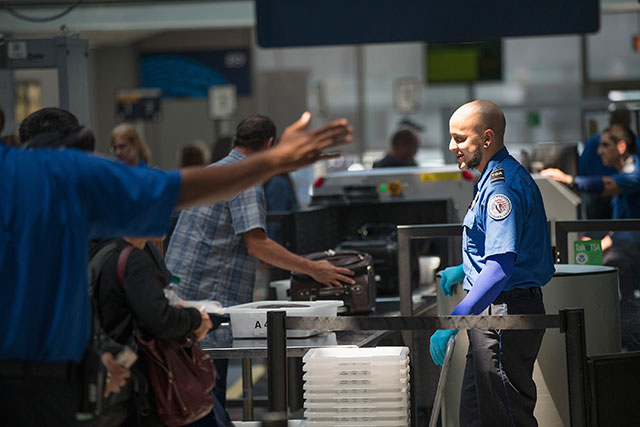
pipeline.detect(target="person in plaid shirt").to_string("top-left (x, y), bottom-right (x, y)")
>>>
top-left (165, 114), bottom-right (354, 406)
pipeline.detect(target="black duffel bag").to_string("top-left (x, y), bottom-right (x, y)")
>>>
top-left (291, 250), bottom-right (376, 313)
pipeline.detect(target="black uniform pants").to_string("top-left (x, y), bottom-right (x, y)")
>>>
top-left (459, 287), bottom-right (545, 427)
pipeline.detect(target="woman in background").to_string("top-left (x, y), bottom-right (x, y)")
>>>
top-left (110, 123), bottom-right (152, 167)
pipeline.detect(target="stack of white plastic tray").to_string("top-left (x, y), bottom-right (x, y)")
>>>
top-left (303, 347), bottom-right (410, 427)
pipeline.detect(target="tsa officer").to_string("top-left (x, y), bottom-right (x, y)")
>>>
top-left (430, 100), bottom-right (555, 427)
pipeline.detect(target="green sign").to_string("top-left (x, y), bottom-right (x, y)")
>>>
top-left (574, 240), bottom-right (602, 265)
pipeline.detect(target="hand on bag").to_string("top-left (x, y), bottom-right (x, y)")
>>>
top-left (193, 310), bottom-right (213, 342)
top-left (429, 329), bottom-right (458, 366)
top-left (101, 352), bottom-right (131, 397)
top-left (309, 260), bottom-right (355, 288)
top-left (440, 264), bottom-right (465, 296)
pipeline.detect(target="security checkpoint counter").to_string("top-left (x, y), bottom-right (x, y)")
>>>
top-left (201, 297), bottom-right (435, 421)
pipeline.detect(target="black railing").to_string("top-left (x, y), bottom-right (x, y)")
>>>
top-left (267, 310), bottom-right (590, 427)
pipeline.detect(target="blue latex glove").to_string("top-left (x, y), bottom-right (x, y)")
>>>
top-left (430, 329), bottom-right (458, 366)
top-left (440, 264), bottom-right (464, 296)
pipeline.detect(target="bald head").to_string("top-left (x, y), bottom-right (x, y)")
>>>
top-left (449, 100), bottom-right (507, 173)
top-left (453, 100), bottom-right (506, 144)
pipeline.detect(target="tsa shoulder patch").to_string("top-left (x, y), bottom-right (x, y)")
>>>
top-left (488, 194), bottom-right (512, 220)
top-left (490, 168), bottom-right (505, 183)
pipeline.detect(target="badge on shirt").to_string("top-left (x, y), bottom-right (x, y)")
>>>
top-left (488, 194), bottom-right (512, 220)
top-left (490, 168), bottom-right (505, 183)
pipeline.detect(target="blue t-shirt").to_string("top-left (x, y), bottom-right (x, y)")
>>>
top-left (462, 147), bottom-right (555, 291)
top-left (264, 173), bottom-right (297, 244)
top-left (610, 155), bottom-right (640, 219)
top-left (0, 144), bottom-right (181, 362)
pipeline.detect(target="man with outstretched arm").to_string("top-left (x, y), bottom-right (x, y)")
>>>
top-left (430, 100), bottom-right (554, 427)
top-left (0, 111), bottom-right (351, 426)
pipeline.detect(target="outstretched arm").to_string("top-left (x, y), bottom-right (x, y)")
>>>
top-left (177, 113), bottom-right (352, 209)
top-left (243, 228), bottom-right (355, 287)
top-left (540, 168), bottom-right (622, 196)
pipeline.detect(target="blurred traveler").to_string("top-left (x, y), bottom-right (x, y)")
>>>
top-left (91, 237), bottom-right (214, 426)
top-left (578, 105), bottom-right (638, 219)
top-left (178, 139), bottom-right (212, 168)
top-left (110, 123), bottom-right (152, 167)
top-left (19, 107), bottom-right (95, 151)
top-left (542, 124), bottom-right (640, 349)
top-left (0, 110), bottom-right (352, 426)
top-left (373, 128), bottom-right (419, 168)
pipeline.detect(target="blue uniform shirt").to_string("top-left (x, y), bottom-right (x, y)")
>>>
top-left (462, 147), bottom-right (555, 291)
top-left (610, 155), bottom-right (640, 219)
top-left (610, 155), bottom-right (640, 245)
top-left (1, 144), bottom-right (181, 363)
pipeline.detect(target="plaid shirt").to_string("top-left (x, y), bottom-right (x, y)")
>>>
top-left (165, 149), bottom-right (266, 307)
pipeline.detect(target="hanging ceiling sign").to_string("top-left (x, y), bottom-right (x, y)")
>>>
top-left (256, 0), bottom-right (599, 47)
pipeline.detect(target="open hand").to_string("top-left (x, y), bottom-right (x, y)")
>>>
top-left (271, 112), bottom-right (353, 171)
top-left (100, 352), bottom-right (131, 398)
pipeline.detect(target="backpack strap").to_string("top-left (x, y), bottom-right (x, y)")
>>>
top-left (117, 245), bottom-right (135, 286)
top-left (88, 241), bottom-right (120, 297)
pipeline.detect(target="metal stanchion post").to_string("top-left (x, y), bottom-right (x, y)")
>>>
top-left (267, 310), bottom-right (288, 414)
top-left (287, 357), bottom-right (303, 413)
top-left (242, 358), bottom-right (253, 420)
top-left (561, 308), bottom-right (590, 427)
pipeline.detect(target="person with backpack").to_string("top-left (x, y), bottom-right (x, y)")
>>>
top-left (90, 237), bottom-right (213, 426)
top-left (1, 108), bottom-right (352, 426)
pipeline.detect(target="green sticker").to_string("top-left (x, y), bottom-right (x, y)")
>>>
top-left (574, 240), bottom-right (603, 265)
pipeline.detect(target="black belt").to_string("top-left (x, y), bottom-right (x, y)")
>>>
top-left (498, 286), bottom-right (542, 298)
top-left (0, 361), bottom-right (77, 379)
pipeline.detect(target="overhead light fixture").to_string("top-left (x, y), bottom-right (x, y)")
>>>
top-left (608, 90), bottom-right (640, 101)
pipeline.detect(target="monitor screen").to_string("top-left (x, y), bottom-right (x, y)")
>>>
top-left (427, 41), bottom-right (502, 84)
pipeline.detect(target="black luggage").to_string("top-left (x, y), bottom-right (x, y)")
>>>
top-left (337, 223), bottom-right (398, 296)
top-left (291, 249), bottom-right (376, 313)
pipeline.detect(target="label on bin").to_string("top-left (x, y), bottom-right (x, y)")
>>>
top-left (574, 240), bottom-right (602, 265)
top-left (251, 313), bottom-right (266, 336)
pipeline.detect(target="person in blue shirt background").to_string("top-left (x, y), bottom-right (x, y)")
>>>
top-left (1, 109), bottom-right (352, 426)
top-left (542, 124), bottom-right (640, 350)
top-left (431, 100), bottom-right (554, 427)
top-left (264, 172), bottom-right (298, 245)
top-left (578, 106), bottom-right (638, 219)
